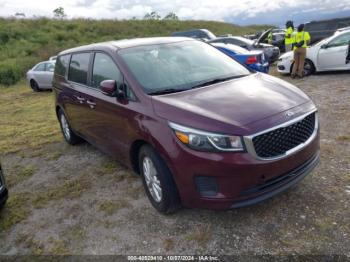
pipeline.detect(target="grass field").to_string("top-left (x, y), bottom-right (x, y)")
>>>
top-left (0, 18), bottom-right (270, 86)
top-left (0, 84), bottom-right (61, 155)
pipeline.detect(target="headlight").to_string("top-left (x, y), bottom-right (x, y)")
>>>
top-left (169, 122), bottom-right (244, 152)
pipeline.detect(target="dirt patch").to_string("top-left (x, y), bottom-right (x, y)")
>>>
top-left (0, 68), bottom-right (349, 255)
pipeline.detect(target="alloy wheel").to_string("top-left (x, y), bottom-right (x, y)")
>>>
top-left (143, 156), bottom-right (162, 203)
top-left (60, 114), bottom-right (71, 141)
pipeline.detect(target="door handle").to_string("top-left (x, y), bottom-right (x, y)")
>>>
top-left (86, 100), bottom-right (96, 109)
top-left (75, 96), bottom-right (85, 104)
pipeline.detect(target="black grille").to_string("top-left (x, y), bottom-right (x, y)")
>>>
top-left (252, 113), bottom-right (316, 158)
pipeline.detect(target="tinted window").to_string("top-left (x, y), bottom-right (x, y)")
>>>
top-left (328, 33), bottom-right (350, 47)
top-left (68, 53), bottom-right (90, 85)
top-left (91, 53), bottom-right (122, 88)
top-left (55, 55), bottom-right (70, 76)
top-left (46, 63), bottom-right (55, 72)
top-left (34, 63), bottom-right (46, 71)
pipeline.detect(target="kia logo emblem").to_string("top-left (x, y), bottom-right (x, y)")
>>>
top-left (285, 111), bottom-right (294, 117)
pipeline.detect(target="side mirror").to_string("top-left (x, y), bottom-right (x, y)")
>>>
top-left (100, 80), bottom-right (117, 96)
top-left (100, 79), bottom-right (126, 100)
top-left (321, 44), bottom-right (328, 49)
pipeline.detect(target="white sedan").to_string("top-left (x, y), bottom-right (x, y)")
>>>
top-left (26, 61), bottom-right (55, 91)
top-left (277, 28), bottom-right (350, 75)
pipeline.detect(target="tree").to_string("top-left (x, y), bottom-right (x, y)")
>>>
top-left (53, 7), bottom-right (66, 19)
top-left (163, 12), bottom-right (179, 20)
top-left (144, 11), bottom-right (161, 20)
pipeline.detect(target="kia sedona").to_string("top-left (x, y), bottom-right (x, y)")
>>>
top-left (53, 37), bottom-right (320, 214)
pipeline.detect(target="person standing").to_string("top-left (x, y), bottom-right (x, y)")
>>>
top-left (284, 21), bottom-right (294, 52)
top-left (291, 24), bottom-right (310, 78)
top-left (267, 30), bottom-right (273, 44)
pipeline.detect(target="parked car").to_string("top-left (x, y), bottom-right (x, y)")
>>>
top-left (0, 163), bottom-right (8, 208)
top-left (211, 43), bottom-right (269, 73)
top-left (257, 29), bottom-right (286, 53)
top-left (277, 28), bottom-right (350, 75)
top-left (54, 37), bottom-right (320, 213)
top-left (49, 55), bottom-right (57, 61)
top-left (26, 61), bottom-right (55, 91)
top-left (305, 16), bottom-right (350, 44)
top-left (208, 31), bottom-right (280, 63)
top-left (171, 29), bottom-right (216, 41)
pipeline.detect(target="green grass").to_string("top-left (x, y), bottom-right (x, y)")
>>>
top-left (98, 199), bottom-right (131, 215)
top-left (7, 164), bottom-right (37, 187)
top-left (0, 84), bottom-right (61, 155)
top-left (0, 18), bottom-right (270, 85)
top-left (0, 193), bottom-right (32, 231)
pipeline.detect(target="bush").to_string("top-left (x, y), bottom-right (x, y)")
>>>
top-left (0, 62), bottom-right (21, 86)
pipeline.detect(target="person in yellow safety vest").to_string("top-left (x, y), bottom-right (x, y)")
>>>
top-left (291, 24), bottom-right (311, 78)
top-left (267, 30), bottom-right (273, 44)
top-left (284, 21), bottom-right (294, 52)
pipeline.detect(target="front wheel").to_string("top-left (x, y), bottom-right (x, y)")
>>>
top-left (139, 145), bottom-right (181, 214)
top-left (30, 80), bottom-right (40, 92)
top-left (290, 59), bottom-right (315, 76)
top-left (303, 59), bottom-right (315, 76)
top-left (58, 109), bottom-right (83, 145)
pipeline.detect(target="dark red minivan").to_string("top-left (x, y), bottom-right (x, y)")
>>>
top-left (53, 37), bottom-right (320, 213)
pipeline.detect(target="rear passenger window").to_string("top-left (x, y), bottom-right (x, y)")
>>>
top-left (46, 63), bottom-right (55, 72)
top-left (91, 53), bottom-right (122, 88)
top-left (34, 63), bottom-right (46, 71)
top-left (68, 53), bottom-right (90, 85)
top-left (55, 55), bottom-right (70, 76)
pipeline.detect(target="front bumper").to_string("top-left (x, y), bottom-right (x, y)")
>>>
top-left (231, 151), bottom-right (319, 208)
top-left (277, 58), bottom-right (292, 73)
top-left (0, 166), bottom-right (8, 207)
top-left (167, 126), bottom-right (320, 210)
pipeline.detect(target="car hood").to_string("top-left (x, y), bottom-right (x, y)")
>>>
top-left (152, 73), bottom-right (312, 135)
top-left (279, 51), bottom-right (293, 59)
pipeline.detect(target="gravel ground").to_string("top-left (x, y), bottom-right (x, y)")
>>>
top-left (0, 67), bottom-right (349, 255)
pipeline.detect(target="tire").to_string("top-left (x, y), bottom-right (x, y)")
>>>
top-left (303, 59), bottom-right (315, 76)
top-left (58, 109), bottom-right (83, 145)
top-left (290, 59), bottom-right (315, 76)
top-left (138, 145), bottom-right (181, 214)
top-left (30, 79), bottom-right (40, 92)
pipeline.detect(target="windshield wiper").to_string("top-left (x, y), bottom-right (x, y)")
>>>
top-left (148, 88), bottom-right (189, 95)
top-left (190, 75), bottom-right (248, 89)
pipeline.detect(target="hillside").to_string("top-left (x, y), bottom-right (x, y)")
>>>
top-left (0, 18), bottom-right (270, 86)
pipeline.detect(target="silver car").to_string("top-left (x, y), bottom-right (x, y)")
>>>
top-left (26, 61), bottom-right (55, 91)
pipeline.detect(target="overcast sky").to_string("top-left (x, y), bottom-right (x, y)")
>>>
top-left (1, 0), bottom-right (349, 25)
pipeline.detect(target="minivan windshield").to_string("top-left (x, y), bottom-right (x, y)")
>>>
top-left (119, 40), bottom-right (251, 95)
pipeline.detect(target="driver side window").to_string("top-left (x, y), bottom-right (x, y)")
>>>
top-left (328, 33), bottom-right (350, 48)
top-left (92, 52), bottom-right (136, 100)
top-left (92, 53), bottom-right (122, 88)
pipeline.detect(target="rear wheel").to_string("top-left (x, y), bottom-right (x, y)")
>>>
top-left (58, 109), bottom-right (83, 145)
top-left (138, 145), bottom-right (181, 214)
top-left (30, 80), bottom-right (41, 92)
